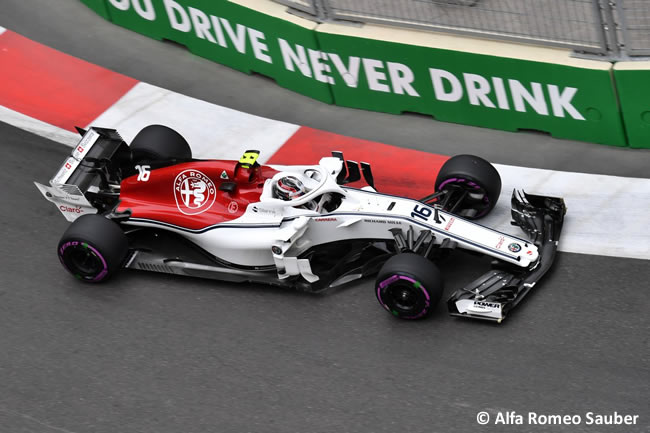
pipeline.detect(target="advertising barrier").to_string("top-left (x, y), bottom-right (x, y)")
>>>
top-left (101, 0), bottom-right (332, 103)
top-left (313, 24), bottom-right (625, 146)
top-left (614, 62), bottom-right (650, 149)
top-left (81, 0), bottom-right (649, 148)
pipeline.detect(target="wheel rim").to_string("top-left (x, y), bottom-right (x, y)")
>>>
top-left (377, 274), bottom-right (430, 319)
top-left (438, 177), bottom-right (491, 218)
top-left (390, 283), bottom-right (419, 311)
top-left (59, 241), bottom-right (108, 281)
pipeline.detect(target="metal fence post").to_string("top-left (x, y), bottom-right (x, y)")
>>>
top-left (598, 0), bottom-right (622, 57)
top-left (312, 0), bottom-right (330, 21)
top-left (615, 0), bottom-right (650, 56)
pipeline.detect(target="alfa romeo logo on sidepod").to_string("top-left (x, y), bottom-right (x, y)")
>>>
top-left (174, 169), bottom-right (216, 215)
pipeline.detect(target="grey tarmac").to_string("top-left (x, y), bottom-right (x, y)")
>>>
top-left (1, 1), bottom-right (649, 432)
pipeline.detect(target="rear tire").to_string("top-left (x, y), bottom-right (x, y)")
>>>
top-left (57, 214), bottom-right (128, 283)
top-left (435, 154), bottom-right (501, 219)
top-left (375, 253), bottom-right (443, 319)
top-left (130, 124), bottom-right (192, 163)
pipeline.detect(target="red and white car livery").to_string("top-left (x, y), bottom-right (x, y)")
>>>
top-left (36, 126), bottom-right (566, 322)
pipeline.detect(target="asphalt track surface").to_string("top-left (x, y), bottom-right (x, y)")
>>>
top-left (1, 2), bottom-right (649, 433)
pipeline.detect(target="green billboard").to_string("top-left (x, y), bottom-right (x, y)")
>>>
top-left (614, 62), bottom-right (650, 149)
top-left (313, 24), bottom-right (626, 146)
top-left (81, 0), bottom-right (647, 148)
top-left (101, 0), bottom-right (332, 103)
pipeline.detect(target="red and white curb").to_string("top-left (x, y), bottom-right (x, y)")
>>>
top-left (90, 82), bottom-right (300, 160)
top-left (1, 26), bottom-right (648, 260)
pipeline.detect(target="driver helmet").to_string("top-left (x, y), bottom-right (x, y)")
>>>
top-left (273, 175), bottom-right (306, 201)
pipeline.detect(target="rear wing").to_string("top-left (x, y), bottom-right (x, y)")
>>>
top-left (49, 127), bottom-right (129, 189)
top-left (35, 127), bottom-right (130, 222)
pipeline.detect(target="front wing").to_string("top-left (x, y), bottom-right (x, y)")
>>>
top-left (447, 191), bottom-right (567, 322)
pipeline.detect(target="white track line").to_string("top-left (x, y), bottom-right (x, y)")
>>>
top-left (88, 82), bottom-right (300, 161)
top-left (0, 105), bottom-right (80, 146)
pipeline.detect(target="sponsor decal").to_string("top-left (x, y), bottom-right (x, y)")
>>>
top-left (508, 242), bottom-right (522, 252)
top-left (173, 169), bottom-right (217, 215)
top-left (220, 170), bottom-right (229, 180)
top-left (71, 129), bottom-right (100, 160)
top-left (474, 301), bottom-right (500, 309)
top-left (59, 240), bottom-right (79, 256)
top-left (496, 235), bottom-right (505, 249)
top-left (315, 217), bottom-right (337, 222)
top-left (51, 157), bottom-right (79, 185)
top-left (457, 299), bottom-right (502, 318)
top-left (252, 206), bottom-right (275, 215)
top-left (59, 205), bottom-right (83, 214)
top-left (36, 183), bottom-right (88, 204)
top-left (445, 217), bottom-right (455, 231)
top-left (227, 201), bottom-right (239, 214)
top-left (362, 218), bottom-right (401, 224)
top-left (35, 182), bottom-right (96, 222)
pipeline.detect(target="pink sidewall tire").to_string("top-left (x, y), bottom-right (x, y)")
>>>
top-left (376, 253), bottom-right (443, 320)
top-left (57, 214), bottom-right (128, 283)
top-left (435, 154), bottom-right (502, 219)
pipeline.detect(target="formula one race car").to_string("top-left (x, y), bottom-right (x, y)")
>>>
top-left (35, 125), bottom-right (566, 322)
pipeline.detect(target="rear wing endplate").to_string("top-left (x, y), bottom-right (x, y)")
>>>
top-left (34, 182), bottom-right (97, 222)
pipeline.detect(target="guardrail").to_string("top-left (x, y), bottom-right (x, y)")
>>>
top-left (80, 0), bottom-right (649, 148)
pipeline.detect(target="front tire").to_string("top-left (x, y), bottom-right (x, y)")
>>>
top-left (375, 253), bottom-right (443, 319)
top-left (435, 154), bottom-right (502, 219)
top-left (57, 214), bottom-right (128, 283)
